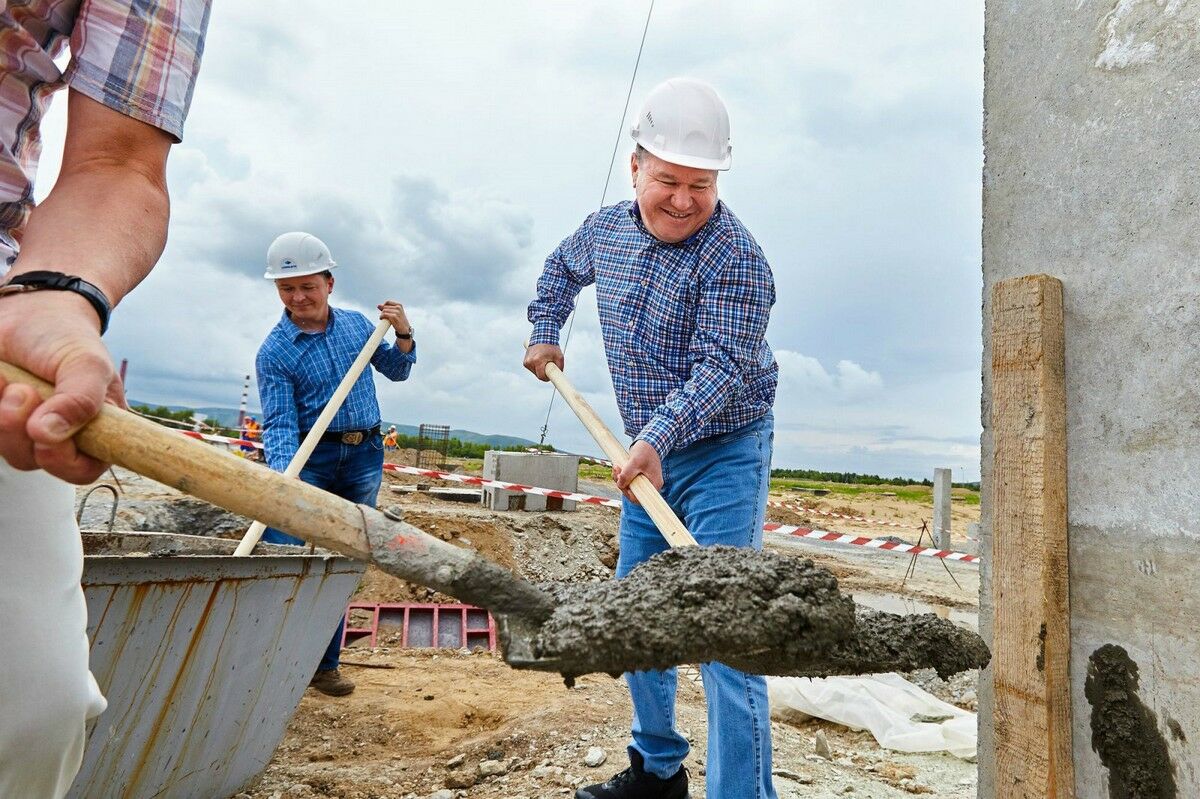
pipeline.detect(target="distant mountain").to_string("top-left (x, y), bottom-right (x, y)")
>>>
top-left (126, 399), bottom-right (539, 448)
top-left (374, 423), bottom-right (536, 448)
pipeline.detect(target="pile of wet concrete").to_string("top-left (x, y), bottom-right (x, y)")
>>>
top-left (78, 493), bottom-right (251, 537)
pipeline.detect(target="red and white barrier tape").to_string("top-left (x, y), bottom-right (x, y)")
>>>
top-left (383, 464), bottom-right (622, 508)
top-left (386, 465), bottom-right (978, 565)
top-left (763, 523), bottom-right (978, 564)
top-left (179, 430), bottom-right (262, 449)
top-left (170, 428), bottom-right (977, 565)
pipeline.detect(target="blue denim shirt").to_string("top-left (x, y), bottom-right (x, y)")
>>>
top-left (256, 306), bottom-right (415, 471)
top-left (528, 200), bottom-right (777, 457)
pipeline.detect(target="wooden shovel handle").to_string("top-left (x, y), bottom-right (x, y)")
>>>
top-left (542, 361), bottom-right (697, 548)
top-left (234, 319), bottom-right (391, 555)
top-left (0, 361), bottom-right (373, 560)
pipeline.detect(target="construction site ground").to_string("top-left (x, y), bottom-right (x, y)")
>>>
top-left (77, 458), bottom-right (982, 799)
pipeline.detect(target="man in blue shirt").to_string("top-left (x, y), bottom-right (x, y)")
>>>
top-left (256, 231), bottom-right (416, 697)
top-left (525, 78), bottom-right (779, 799)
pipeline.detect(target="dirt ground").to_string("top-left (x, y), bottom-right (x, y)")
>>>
top-left (239, 650), bottom-right (977, 799)
top-left (77, 464), bottom-right (981, 799)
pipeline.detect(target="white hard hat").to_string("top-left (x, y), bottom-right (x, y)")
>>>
top-left (630, 78), bottom-right (732, 171)
top-left (264, 231), bottom-right (338, 279)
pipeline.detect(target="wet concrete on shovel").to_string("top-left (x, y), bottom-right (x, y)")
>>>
top-left (529, 546), bottom-right (991, 681)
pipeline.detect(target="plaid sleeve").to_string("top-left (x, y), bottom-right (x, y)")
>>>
top-left (636, 245), bottom-right (775, 457)
top-left (527, 214), bottom-right (598, 346)
top-left (371, 337), bottom-right (416, 381)
top-left (65, 0), bottom-right (212, 141)
top-left (256, 348), bottom-right (299, 473)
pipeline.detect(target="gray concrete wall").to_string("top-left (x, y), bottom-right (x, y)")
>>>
top-left (982, 2), bottom-right (1200, 795)
top-left (483, 451), bottom-right (580, 511)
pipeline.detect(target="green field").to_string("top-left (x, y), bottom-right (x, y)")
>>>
top-left (578, 462), bottom-right (614, 481)
top-left (768, 477), bottom-right (980, 505)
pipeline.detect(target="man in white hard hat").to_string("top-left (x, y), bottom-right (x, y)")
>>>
top-left (0, 4), bottom-right (211, 796)
top-left (525, 78), bottom-right (779, 799)
top-left (256, 231), bottom-right (416, 697)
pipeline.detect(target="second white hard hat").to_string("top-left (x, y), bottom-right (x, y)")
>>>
top-left (264, 231), bottom-right (338, 279)
top-left (630, 77), bottom-right (732, 171)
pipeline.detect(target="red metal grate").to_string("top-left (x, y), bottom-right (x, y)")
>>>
top-left (342, 602), bottom-right (496, 651)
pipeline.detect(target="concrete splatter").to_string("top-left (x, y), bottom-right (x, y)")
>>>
top-left (1085, 644), bottom-right (1176, 799)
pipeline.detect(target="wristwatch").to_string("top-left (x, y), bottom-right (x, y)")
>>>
top-left (0, 271), bottom-right (112, 334)
top-left (396, 325), bottom-right (414, 341)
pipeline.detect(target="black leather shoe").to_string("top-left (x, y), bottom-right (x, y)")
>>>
top-left (575, 750), bottom-right (688, 799)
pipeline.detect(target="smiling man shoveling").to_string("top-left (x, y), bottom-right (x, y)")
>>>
top-left (525, 76), bottom-right (780, 799)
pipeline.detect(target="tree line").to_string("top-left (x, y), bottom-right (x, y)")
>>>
top-left (770, 467), bottom-right (979, 490)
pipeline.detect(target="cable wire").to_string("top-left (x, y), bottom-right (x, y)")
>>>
top-left (538, 0), bottom-right (655, 446)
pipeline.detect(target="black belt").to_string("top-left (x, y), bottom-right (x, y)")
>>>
top-left (302, 425), bottom-right (379, 446)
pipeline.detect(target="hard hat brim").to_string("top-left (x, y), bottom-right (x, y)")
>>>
top-left (639, 141), bottom-right (732, 171)
top-left (263, 262), bottom-right (338, 280)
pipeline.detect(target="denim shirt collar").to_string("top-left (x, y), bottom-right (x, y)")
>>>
top-left (282, 305), bottom-right (338, 342)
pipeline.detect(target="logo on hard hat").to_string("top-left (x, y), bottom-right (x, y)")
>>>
top-left (281, 259), bottom-right (298, 269)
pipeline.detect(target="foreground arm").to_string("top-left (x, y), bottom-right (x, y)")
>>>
top-left (0, 92), bottom-right (172, 483)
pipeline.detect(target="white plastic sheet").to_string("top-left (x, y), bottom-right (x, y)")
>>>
top-left (767, 673), bottom-right (976, 759)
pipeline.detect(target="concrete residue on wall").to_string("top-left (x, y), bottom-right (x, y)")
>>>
top-left (1084, 643), bottom-right (1177, 798)
top-left (531, 546), bottom-right (990, 680)
top-left (1095, 0), bottom-right (1200, 70)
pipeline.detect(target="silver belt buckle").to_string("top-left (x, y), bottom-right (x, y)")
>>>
top-left (341, 431), bottom-right (364, 445)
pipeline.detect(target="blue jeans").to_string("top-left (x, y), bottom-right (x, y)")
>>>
top-left (262, 436), bottom-right (383, 671)
top-left (617, 412), bottom-right (776, 799)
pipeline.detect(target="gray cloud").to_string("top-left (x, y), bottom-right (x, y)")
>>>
top-left (166, 164), bottom-right (537, 310)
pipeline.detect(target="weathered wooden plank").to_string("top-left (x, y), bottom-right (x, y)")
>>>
top-left (990, 274), bottom-right (1073, 798)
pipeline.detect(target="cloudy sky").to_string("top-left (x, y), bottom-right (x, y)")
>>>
top-left (39, 2), bottom-right (984, 480)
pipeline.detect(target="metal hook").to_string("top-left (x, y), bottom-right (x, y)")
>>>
top-left (76, 484), bottom-right (120, 532)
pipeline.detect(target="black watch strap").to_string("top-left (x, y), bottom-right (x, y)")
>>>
top-left (0, 271), bottom-right (112, 334)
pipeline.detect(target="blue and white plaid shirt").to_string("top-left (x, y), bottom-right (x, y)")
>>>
top-left (528, 200), bottom-right (777, 457)
top-left (256, 306), bottom-right (416, 472)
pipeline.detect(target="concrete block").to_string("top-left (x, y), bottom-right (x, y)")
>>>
top-left (482, 452), bottom-right (580, 511)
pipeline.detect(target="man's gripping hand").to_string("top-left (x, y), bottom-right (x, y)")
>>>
top-left (523, 343), bottom-right (564, 382)
top-left (378, 300), bottom-right (414, 353)
top-left (612, 440), bottom-right (664, 505)
top-left (377, 300), bottom-right (411, 335)
top-left (0, 291), bottom-right (123, 484)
